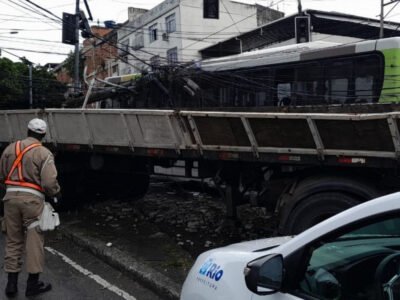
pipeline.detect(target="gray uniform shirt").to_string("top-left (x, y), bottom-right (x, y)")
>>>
top-left (0, 137), bottom-right (61, 198)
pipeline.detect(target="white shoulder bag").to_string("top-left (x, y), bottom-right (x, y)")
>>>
top-left (28, 202), bottom-right (60, 231)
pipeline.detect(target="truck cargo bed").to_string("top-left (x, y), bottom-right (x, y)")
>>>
top-left (0, 106), bottom-right (399, 168)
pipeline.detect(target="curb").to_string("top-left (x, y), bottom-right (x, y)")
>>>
top-left (58, 226), bottom-right (181, 300)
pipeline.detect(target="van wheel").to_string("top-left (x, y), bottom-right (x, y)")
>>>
top-left (283, 192), bottom-right (360, 235)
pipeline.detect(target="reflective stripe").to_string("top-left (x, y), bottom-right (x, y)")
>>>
top-left (6, 187), bottom-right (45, 199)
top-left (27, 221), bottom-right (39, 230)
top-left (4, 141), bottom-right (44, 192)
top-left (16, 141), bottom-right (23, 180)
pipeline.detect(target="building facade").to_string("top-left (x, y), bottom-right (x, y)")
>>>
top-left (117, 0), bottom-right (283, 75)
top-left (82, 26), bottom-right (118, 83)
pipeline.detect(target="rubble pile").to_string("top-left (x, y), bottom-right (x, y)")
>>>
top-left (135, 180), bottom-right (276, 256)
top-left (70, 179), bottom-right (276, 258)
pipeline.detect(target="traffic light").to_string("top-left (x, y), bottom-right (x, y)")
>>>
top-left (79, 10), bottom-right (92, 38)
top-left (295, 16), bottom-right (311, 44)
top-left (62, 12), bottom-right (77, 45)
top-left (62, 11), bottom-right (92, 44)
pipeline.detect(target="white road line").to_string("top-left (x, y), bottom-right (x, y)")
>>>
top-left (45, 246), bottom-right (137, 300)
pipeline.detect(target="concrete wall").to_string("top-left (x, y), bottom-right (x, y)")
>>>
top-left (256, 4), bottom-right (284, 27)
top-left (128, 7), bottom-right (148, 22)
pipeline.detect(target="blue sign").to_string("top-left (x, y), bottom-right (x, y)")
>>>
top-left (199, 258), bottom-right (224, 281)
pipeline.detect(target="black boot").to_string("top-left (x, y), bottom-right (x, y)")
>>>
top-left (25, 273), bottom-right (51, 297)
top-left (5, 272), bottom-right (18, 297)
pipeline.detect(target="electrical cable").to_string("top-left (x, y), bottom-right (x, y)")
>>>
top-left (1, 46), bottom-right (68, 55)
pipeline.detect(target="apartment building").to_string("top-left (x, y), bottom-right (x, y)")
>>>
top-left (117, 0), bottom-right (283, 74)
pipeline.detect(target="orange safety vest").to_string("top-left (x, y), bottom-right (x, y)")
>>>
top-left (4, 140), bottom-right (44, 192)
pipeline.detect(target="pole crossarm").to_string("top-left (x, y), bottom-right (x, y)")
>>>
top-left (383, 0), bottom-right (400, 7)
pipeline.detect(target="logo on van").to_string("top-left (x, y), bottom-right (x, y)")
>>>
top-left (199, 258), bottom-right (224, 282)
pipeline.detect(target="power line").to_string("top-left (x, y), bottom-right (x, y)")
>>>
top-left (9, 0), bottom-right (60, 24)
top-left (0, 27), bottom-right (61, 32)
top-left (24, 0), bottom-right (63, 23)
top-left (0, 35), bottom-right (69, 45)
top-left (1, 46), bottom-right (68, 56)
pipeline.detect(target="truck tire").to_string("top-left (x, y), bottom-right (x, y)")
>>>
top-left (283, 192), bottom-right (360, 235)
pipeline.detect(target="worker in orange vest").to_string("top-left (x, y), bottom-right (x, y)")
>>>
top-left (0, 118), bottom-right (61, 297)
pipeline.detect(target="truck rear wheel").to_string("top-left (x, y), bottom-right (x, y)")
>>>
top-left (283, 192), bottom-right (360, 235)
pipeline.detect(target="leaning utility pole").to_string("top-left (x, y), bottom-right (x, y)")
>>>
top-left (74, 0), bottom-right (80, 94)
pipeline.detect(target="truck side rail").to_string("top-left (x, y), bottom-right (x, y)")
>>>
top-left (179, 110), bottom-right (400, 161)
top-left (0, 109), bottom-right (399, 164)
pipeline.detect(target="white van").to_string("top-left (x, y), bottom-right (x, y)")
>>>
top-left (181, 192), bottom-right (400, 300)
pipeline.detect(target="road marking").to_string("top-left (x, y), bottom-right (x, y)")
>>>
top-left (45, 246), bottom-right (137, 300)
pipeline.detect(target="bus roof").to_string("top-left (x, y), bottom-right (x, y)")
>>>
top-left (199, 37), bottom-right (400, 72)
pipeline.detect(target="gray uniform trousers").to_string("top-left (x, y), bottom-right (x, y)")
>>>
top-left (2, 191), bottom-right (44, 274)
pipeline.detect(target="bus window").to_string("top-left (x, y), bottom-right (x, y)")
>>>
top-left (295, 63), bottom-right (323, 105)
top-left (355, 76), bottom-right (374, 103)
top-left (324, 60), bottom-right (353, 104)
top-left (255, 91), bottom-right (267, 106)
top-left (277, 83), bottom-right (291, 105)
top-left (234, 69), bottom-right (270, 107)
top-left (251, 69), bottom-right (271, 106)
top-left (275, 68), bottom-right (294, 106)
top-left (198, 72), bottom-right (226, 107)
top-left (354, 55), bottom-right (381, 103)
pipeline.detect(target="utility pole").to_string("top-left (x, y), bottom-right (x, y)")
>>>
top-left (380, 0), bottom-right (385, 38)
top-left (380, 0), bottom-right (400, 38)
top-left (62, 0), bottom-right (92, 96)
top-left (74, 0), bottom-right (80, 94)
top-left (297, 0), bottom-right (302, 13)
top-left (28, 63), bottom-right (33, 108)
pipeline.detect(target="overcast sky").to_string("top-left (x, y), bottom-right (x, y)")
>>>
top-left (0, 0), bottom-right (398, 65)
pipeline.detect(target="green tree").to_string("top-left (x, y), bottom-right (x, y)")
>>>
top-left (0, 57), bottom-right (67, 109)
top-left (64, 51), bottom-right (84, 79)
top-left (0, 58), bottom-right (26, 108)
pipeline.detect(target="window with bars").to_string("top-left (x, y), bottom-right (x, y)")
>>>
top-left (166, 13), bottom-right (176, 33)
top-left (149, 23), bottom-right (158, 43)
top-left (204, 0), bottom-right (219, 19)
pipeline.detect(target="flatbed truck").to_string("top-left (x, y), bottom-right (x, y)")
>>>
top-left (0, 104), bottom-right (399, 234)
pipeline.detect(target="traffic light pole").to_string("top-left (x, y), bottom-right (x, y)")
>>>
top-left (74, 0), bottom-right (80, 94)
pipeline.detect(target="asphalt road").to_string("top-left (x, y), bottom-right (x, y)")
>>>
top-left (0, 232), bottom-right (163, 300)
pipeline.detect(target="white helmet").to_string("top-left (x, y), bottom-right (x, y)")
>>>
top-left (27, 118), bottom-right (47, 134)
